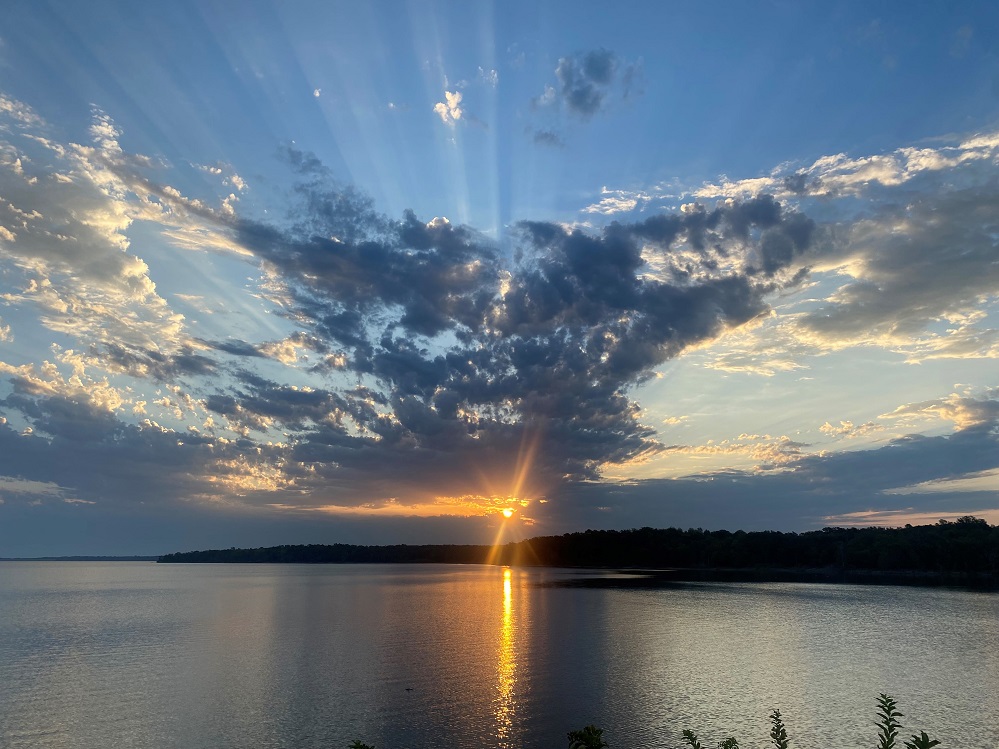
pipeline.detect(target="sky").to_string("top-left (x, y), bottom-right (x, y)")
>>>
top-left (1, 0), bottom-right (998, 556)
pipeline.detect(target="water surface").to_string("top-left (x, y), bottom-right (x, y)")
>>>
top-left (1, 562), bottom-right (996, 748)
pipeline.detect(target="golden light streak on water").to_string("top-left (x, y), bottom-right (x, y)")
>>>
top-left (494, 567), bottom-right (518, 748)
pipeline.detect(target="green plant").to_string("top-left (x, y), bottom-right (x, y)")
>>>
top-left (769, 709), bottom-right (789, 749)
top-left (679, 731), bottom-right (738, 749)
top-left (567, 724), bottom-right (608, 749)
top-left (348, 741), bottom-right (374, 749)
top-left (877, 693), bottom-right (904, 749)
top-left (904, 731), bottom-right (941, 749)
top-left (680, 729), bottom-right (703, 749)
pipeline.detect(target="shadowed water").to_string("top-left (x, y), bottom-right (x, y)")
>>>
top-left (1, 562), bottom-right (997, 748)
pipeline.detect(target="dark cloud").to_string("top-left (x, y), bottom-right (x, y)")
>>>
top-left (556, 48), bottom-right (616, 118)
top-left (783, 172), bottom-right (812, 194)
top-left (234, 158), bottom-right (500, 342)
top-left (99, 342), bottom-right (217, 381)
top-left (532, 129), bottom-right (565, 148)
top-left (0, 134), bottom-right (992, 553)
top-left (542, 48), bottom-right (640, 119)
top-left (194, 167), bottom-right (820, 498)
top-left (7, 395), bottom-right (993, 555)
top-left (0, 131), bottom-right (826, 537)
top-left (205, 338), bottom-right (266, 358)
top-left (0, 399), bottom-right (224, 508)
top-left (797, 184), bottom-right (999, 347)
top-left (541, 414), bottom-right (999, 532)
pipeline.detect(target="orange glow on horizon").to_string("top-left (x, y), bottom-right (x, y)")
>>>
top-left (268, 426), bottom-right (546, 526)
top-left (268, 493), bottom-right (530, 519)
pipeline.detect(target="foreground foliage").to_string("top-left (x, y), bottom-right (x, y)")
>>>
top-left (672, 694), bottom-right (939, 749)
top-left (348, 693), bottom-right (942, 748)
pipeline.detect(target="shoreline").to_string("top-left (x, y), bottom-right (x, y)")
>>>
top-left (554, 565), bottom-right (999, 590)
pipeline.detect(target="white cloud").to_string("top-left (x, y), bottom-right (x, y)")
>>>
top-left (0, 115), bottom-right (190, 351)
top-left (433, 90), bottom-right (463, 125)
top-left (535, 84), bottom-right (556, 107)
top-left (693, 175), bottom-right (778, 200)
top-left (662, 433), bottom-right (808, 471)
top-left (692, 128), bottom-right (999, 201)
top-left (0, 96), bottom-right (279, 372)
top-left (819, 420), bottom-right (884, 439)
top-left (258, 333), bottom-right (319, 365)
top-left (822, 508), bottom-right (999, 527)
top-left (702, 320), bottom-right (813, 377)
top-left (583, 187), bottom-right (650, 215)
top-left (880, 391), bottom-right (999, 431)
top-left (0, 351), bottom-right (132, 415)
top-left (0, 93), bottom-right (43, 128)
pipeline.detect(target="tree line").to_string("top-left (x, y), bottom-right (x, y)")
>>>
top-left (159, 516), bottom-right (999, 580)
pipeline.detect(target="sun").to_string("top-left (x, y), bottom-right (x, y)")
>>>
top-left (501, 508), bottom-right (514, 519)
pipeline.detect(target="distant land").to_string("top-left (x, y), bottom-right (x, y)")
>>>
top-left (158, 518), bottom-right (999, 586)
top-left (0, 555), bottom-right (160, 562)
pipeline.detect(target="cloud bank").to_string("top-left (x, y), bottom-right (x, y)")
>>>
top-left (1, 91), bottom-right (997, 553)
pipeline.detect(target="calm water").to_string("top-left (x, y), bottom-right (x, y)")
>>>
top-left (1, 563), bottom-right (997, 749)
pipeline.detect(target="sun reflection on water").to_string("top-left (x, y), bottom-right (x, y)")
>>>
top-left (495, 567), bottom-right (518, 747)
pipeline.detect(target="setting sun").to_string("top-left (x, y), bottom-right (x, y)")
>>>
top-left (502, 508), bottom-right (514, 519)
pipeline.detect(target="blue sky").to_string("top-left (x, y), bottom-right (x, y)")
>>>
top-left (1, 0), bottom-right (998, 555)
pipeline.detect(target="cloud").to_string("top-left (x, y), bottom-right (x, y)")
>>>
top-left (1, 94), bottom-right (995, 551)
top-left (555, 48), bottom-right (615, 118)
top-left (433, 90), bottom-right (463, 125)
top-left (692, 129), bottom-right (999, 201)
top-left (662, 433), bottom-right (809, 470)
top-left (583, 128), bottom-right (999, 370)
top-left (583, 187), bottom-right (650, 215)
top-left (880, 390), bottom-right (999, 431)
top-left (819, 420), bottom-right (884, 439)
top-left (587, 128), bottom-right (999, 220)
top-left (793, 185), bottom-right (999, 356)
top-left (202, 168), bottom-right (819, 506)
top-left (0, 399), bottom-right (244, 512)
top-left (531, 129), bottom-right (564, 148)
top-left (0, 93), bottom-right (42, 128)
top-left (539, 404), bottom-right (999, 532)
top-left (0, 99), bottom-right (202, 362)
top-left (532, 84), bottom-right (557, 108)
top-left (1, 130), bottom-right (823, 518)
top-left (538, 49), bottom-right (640, 120)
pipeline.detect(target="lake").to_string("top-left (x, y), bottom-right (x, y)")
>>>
top-left (1, 562), bottom-right (997, 748)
